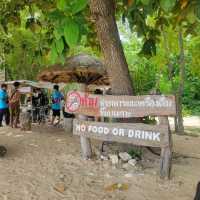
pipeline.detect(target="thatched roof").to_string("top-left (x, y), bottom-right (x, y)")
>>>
top-left (37, 54), bottom-right (109, 85)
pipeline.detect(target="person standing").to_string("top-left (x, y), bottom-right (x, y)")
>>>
top-left (9, 82), bottom-right (21, 128)
top-left (51, 85), bottom-right (64, 126)
top-left (32, 88), bottom-right (40, 122)
top-left (0, 84), bottom-right (10, 127)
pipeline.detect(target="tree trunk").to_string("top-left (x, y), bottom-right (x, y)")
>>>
top-left (89, 0), bottom-right (137, 152)
top-left (161, 27), bottom-right (182, 132)
top-left (162, 27), bottom-right (179, 132)
top-left (177, 26), bottom-right (185, 134)
top-left (89, 0), bottom-right (134, 95)
top-left (174, 91), bottom-right (179, 133)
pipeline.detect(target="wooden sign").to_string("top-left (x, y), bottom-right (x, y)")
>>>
top-left (73, 119), bottom-right (169, 148)
top-left (66, 91), bottom-right (176, 118)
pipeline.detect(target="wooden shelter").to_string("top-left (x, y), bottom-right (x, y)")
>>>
top-left (37, 54), bottom-right (110, 159)
top-left (37, 54), bottom-right (109, 86)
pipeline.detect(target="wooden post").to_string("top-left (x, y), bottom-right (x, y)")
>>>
top-left (78, 84), bottom-right (92, 159)
top-left (159, 117), bottom-right (172, 179)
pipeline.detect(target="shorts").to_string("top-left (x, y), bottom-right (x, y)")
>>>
top-left (52, 109), bottom-right (60, 117)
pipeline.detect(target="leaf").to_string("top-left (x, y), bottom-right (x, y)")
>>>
top-left (50, 43), bottom-right (58, 64)
top-left (195, 1), bottom-right (200, 20)
top-left (54, 27), bottom-right (64, 40)
top-left (64, 19), bottom-right (80, 47)
top-left (160, 0), bottom-right (176, 12)
top-left (57, 0), bottom-right (67, 11)
top-left (141, 0), bottom-right (150, 6)
top-left (186, 11), bottom-right (196, 24)
top-left (105, 183), bottom-right (129, 192)
top-left (71, 0), bottom-right (88, 14)
top-left (48, 9), bottom-right (65, 22)
top-left (59, 53), bottom-right (66, 65)
top-left (55, 38), bottom-right (64, 54)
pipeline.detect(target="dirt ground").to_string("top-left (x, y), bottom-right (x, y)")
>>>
top-left (0, 121), bottom-right (200, 200)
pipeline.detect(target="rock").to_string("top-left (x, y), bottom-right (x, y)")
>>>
top-left (100, 155), bottom-right (109, 161)
top-left (124, 173), bottom-right (133, 178)
top-left (122, 163), bottom-right (132, 170)
top-left (119, 152), bottom-right (132, 162)
top-left (105, 173), bottom-right (112, 178)
top-left (59, 174), bottom-right (65, 181)
top-left (54, 183), bottom-right (66, 193)
top-left (109, 154), bottom-right (119, 165)
top-left (128, 159), bottom-right (137, 167)
top-left (0, 146), bottom-right (7, 157)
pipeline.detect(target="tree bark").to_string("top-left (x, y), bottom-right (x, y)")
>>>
top-left (89, 0), bottom-right (134, 95)
top-left (177, 26), bottom-right (185, 134)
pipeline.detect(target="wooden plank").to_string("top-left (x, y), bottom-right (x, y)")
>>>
top-left (73, 119), bottom-right (169, 148)
top-left (159, 117), bottom-right (172, 179)
top-left (65, 91), bottom-right (176, 118)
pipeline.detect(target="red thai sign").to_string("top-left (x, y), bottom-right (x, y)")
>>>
top-left (65, 91), bottom-right (176, 118)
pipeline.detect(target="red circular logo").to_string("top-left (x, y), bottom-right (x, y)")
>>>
top-left (66, 91), bottom-right (81, 112)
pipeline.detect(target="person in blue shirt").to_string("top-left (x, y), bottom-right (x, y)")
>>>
top-left (51, 85), bottom-right (64, 125)
top-left (0, 84), bottom-right (10, 127)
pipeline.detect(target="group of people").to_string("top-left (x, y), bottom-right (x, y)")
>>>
top-left (0, 82), bottom-right (65, 128)
top-left (0, 82), bottom-right (21, 128)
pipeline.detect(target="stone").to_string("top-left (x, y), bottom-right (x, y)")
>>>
top-left (0, 146), bottom-right (7, 157)
top-left (128, 159), bottom-right (137, 167)
top-left (100, 155), bottom-right (109, 161)
top-left (109, 154), bottom-right (119, 165)
top-left (119, 152), bottom-right (132, 162)
top-left (124, 173), bottom-right (133, 178)
top-left (122, 163), bottom-right (132, 171)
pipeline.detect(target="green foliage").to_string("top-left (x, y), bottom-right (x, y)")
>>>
top-left (141, 0), bottom-right (150, 6)
top-left (183, 69), bottom-right (200, 115)
top-left (71, 0), bottom-right (88, 14)
top-left (49, 42), bottom-right (58, 64)
top-left (128, 149), bottom-right (142, 160)
top-left (57, 0), bottom-right (67, 11)
top-left (55, 38), bottom-right (64, 54)
top-left (57, 0), bottom-right (88, 14)
top-left (119, 22), bottom-right (157, 95)
top-left (64, 19), bottom-right (80, 48)
top-left (159, 75), bottom-right (172, 94)
top-left (160, 0), bottom-right (176, 12)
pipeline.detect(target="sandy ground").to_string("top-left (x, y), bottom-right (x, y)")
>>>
top-left (0, 121), bottom-right (200, 200)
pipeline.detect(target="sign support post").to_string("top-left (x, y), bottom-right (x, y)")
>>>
top-left (159, 117), bottom-right (172, 179)
top-left (78, 84), bottom-right (92, 159)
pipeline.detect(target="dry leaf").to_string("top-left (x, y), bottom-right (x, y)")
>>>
top-left (54, 183), bottom-right (66, 193)
top-left (128, 0), bottom-right (134, 7)
top-left (105, 183), bottom-right (129, 192)
top-left (180, 0), bottom-right (188, 10)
